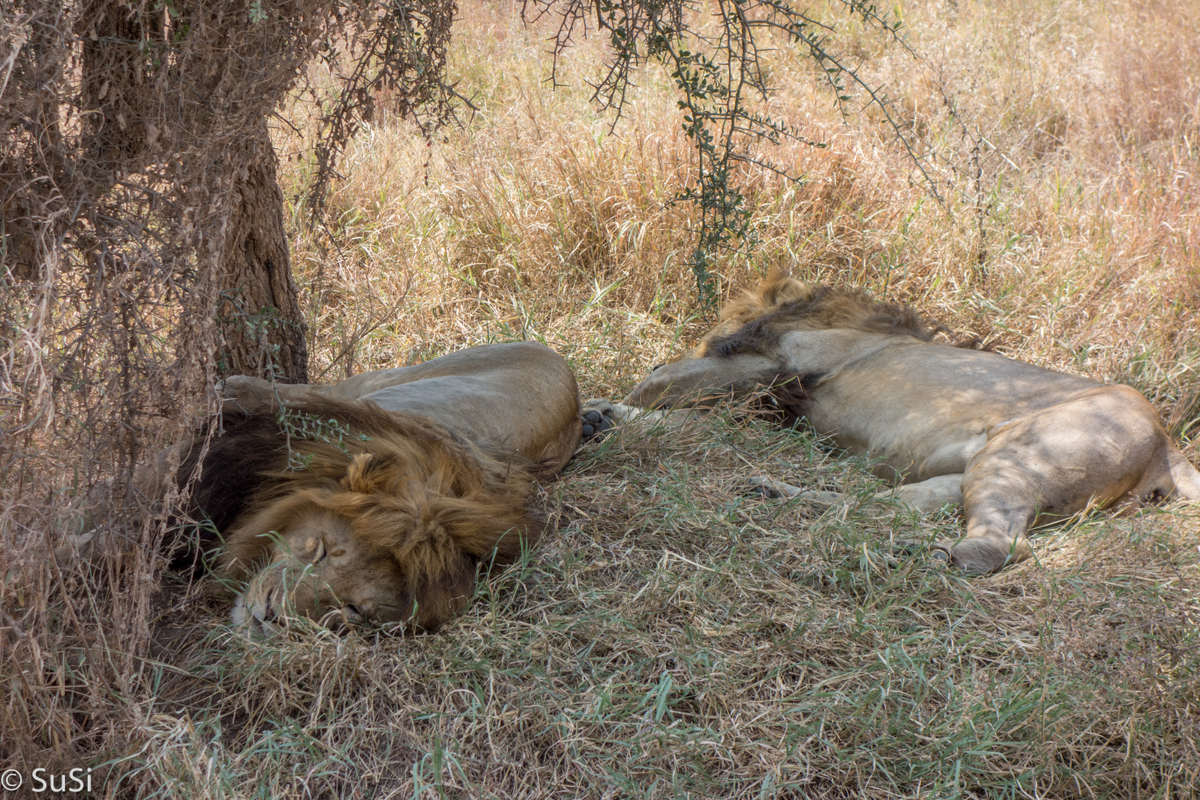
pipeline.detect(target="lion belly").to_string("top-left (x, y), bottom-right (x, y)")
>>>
top-left (805, 343), bottom-right (1101, 483)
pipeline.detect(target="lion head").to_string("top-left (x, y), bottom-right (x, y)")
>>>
top-left (185, 396), bottom-right (541, 633)
top-left (696, 269), bottom-right (943, 359)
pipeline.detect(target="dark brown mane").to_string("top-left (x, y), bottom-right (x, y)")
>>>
top-left (703, 282), bottom-right (945, 359)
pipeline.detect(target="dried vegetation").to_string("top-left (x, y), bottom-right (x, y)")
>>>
top-left (4, 0), bottom-right (1200, 797)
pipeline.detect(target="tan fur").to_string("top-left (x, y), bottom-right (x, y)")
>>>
top-left (67, 342), bottom-right (581, 632)
top-left (591, 273), bottom-right (1200, 574)
top-left (217, 400), bottom-right (543, 631)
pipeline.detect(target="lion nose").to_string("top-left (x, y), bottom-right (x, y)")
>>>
top-left (232, 585), bottom-right (283, 635)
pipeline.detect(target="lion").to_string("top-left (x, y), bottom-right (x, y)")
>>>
top-left (585, 272), bottom-right (1200, 573)
top-left (64, 342), bottom-right (582, 632)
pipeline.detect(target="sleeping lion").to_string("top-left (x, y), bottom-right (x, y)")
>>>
top-left (64, 342), bottom-right (582, 632)
top-left (585, 272), bottom-right (1200, 574)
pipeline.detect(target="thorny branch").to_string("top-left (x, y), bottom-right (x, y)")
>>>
top-left (522, 0), bottom-right (936, 303)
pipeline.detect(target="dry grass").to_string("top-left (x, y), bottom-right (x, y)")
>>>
top-left (78, 414), bottom-right (1200, 798)
top-left (6, 0), bottom-right (1200, 796)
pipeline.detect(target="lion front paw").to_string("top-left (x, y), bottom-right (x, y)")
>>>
top-left (740, 475), bottom-right (795, 499)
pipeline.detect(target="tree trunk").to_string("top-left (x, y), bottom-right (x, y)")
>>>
top-left (218, 121), bottom-right (308, 383)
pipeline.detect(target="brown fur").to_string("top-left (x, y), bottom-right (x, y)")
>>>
top-left (188, 394), bottom-right (540, 630)
top-left (702, 271), bottom-right (942, 359)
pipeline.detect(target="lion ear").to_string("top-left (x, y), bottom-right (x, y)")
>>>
top-left (343, 453), bottom-right (384, 494)
top-left (758, 271), bottom-right (811, 307)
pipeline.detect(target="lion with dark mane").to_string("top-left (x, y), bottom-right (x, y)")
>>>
top-left (586, 272), bottom-right (1200, 573)
top-left (65, 342), bottom-right (581, 633)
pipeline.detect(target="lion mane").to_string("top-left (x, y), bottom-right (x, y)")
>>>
top-left (184, 394), bottom-right (541, 630)
top-left (703, 272), bottom-right (962, 359)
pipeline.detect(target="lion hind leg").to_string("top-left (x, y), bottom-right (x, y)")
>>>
top-left (939, 464), bottom-right (1041, 573)
top-left (949, 469), bottom-right (1078, 575)
top-left (1161, 447), bottom-right (1200, 501)
top-left (752, 473), bottom-right (975, 567)
top-left (949, 387), bottom-right (1188, 573)
top-left (1117, 445), bottom-right (1200, 510)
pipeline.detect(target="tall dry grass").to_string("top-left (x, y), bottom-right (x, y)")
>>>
top-left (5, 0), bottom-right (1199, 796)
top-left (287, 0), bottom-right (1199, 425)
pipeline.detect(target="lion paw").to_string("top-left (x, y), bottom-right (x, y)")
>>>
top-left (580, 399), bottom-right (619, 441)
top-left (890, 539), bottom-right (953, 570)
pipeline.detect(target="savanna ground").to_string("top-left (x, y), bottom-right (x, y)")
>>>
top-left (7, 0), bottom-right (1200, 796)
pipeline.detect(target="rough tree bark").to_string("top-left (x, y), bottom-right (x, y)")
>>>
top-left (216, 121), bottom-right (309, 384)
top-left (71, 0), bottom-right (310, 384)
